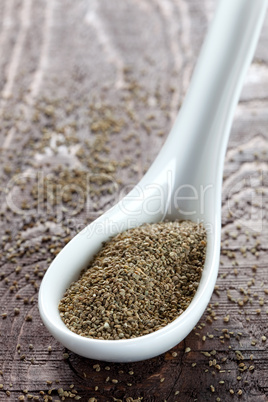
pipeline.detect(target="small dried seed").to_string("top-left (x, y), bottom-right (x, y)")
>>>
top-left (223, 315), bottom-right (230, 323)
top-left (58, 221), bottom-right (206, 339)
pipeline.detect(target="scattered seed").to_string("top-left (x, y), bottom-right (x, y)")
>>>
top-left (210, 385), bottom-right (215, 393)
top-left (223, 315), bottom-right (230, 323)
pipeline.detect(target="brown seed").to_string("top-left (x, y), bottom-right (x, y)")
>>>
top-left (223, 315), bottom-right (230, 323)
top-left (210, 385), bottom-right (215, 393)
top-left (58, 220), bottom-right (206, 340)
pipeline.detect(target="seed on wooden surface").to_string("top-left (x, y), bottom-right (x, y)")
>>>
top-left (223, 315), bottom-right (230, 323)
top-left (261, 336), bottom-right (267, 342)
top-left (93, 364), bottom-right (100, 372)
top-left (201, 351), bottom-right (211, 357)
top-left (185, 347), bottom-right (191, 353)
top-left (237, 389), bottom-right (243, 396)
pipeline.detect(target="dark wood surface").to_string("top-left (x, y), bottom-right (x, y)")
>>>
top-left (0, 0), bottom-right (268, 401)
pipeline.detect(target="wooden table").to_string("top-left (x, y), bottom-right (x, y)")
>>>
top-left (0, 0), bottom-right (267, 401)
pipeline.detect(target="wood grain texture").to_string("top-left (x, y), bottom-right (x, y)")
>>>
top-left (0, 0), bottom-right (267, 401)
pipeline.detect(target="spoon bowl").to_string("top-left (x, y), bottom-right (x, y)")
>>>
top-left (39, 0), bottom-right (267, 362)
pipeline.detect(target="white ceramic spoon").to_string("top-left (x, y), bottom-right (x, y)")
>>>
top-left (39, 0), bottom-right (267, 362)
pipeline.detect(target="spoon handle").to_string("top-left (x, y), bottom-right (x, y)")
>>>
top-left (97, 0), bottom-right (267, 229)
top-left (144, 0), bottom-right (267, 191)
